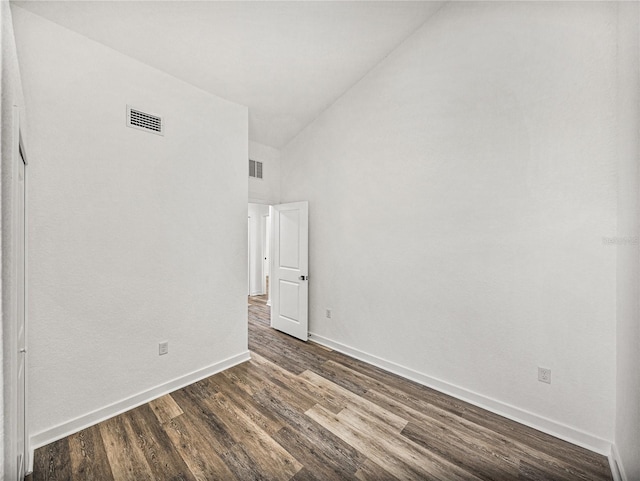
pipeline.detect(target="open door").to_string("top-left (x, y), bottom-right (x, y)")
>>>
top-left (270, 201), bottom-right (308, 341)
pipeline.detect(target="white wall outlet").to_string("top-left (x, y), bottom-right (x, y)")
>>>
top-left (538, 367), bottom-right (551, 384)
top-left (325, 308), bottom-right (332, 319)
top-left (159, 341), bottom-right (169, 356)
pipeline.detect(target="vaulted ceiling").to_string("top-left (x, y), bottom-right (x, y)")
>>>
top-left (13, 1), bottom-right (443, 148)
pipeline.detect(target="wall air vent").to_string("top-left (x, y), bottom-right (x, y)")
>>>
top-left (127, 105), bottom-right (164, 136)
top-left (249, 159), bottom-right (263, 179)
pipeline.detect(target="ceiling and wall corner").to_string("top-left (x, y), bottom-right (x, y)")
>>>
top-left (12, 0), bottom-right (445, 149)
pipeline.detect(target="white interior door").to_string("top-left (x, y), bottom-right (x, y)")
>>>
top-left (270, 201), bottom-right (308, 341)
top-left (16, 141), bottom-right (27, 479)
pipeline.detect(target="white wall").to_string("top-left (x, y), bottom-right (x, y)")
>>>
top-left (280, 1), bottom-right (619, 449)
top-left (249, 140), bottom-right (281, 205)
top-left (248, 203), bottom-right (269, 296)
top-left (614, 3), bottom-right (640, 479)
top-left (1, 2), bottom-right (27, 478)
top-left (12, 6), bottom-right (249, 446)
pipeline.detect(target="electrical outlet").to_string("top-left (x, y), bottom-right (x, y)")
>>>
top-left (159, 341), bottom-right (169, 356)
top-left (538, 367), bottom-right (551, 384)
top-left (325, 308), bottom-right (332, 319)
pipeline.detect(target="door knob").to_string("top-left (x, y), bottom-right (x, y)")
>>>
top-left (19, 348), bottom-right (26, 353)
top-left (299, 275), bottom-right (308, 281)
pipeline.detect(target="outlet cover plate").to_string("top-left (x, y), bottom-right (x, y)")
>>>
top-left (538, 367), bottom-right (551, 384)
top-left (159, 341), bottom-right (169, 356)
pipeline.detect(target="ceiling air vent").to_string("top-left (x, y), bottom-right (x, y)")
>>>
top-left (127, 105), bottom-right (164, 136)
top-left (249, 159), bottom-right (263, 179)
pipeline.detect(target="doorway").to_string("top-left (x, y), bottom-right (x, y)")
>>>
top-left (248, 203), bottom-right (271, 304)
top-left (248, 201), bottom-right (309, 341)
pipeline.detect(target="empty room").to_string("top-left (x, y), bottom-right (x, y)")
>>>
top-left (1, 1), bottom-right (639, 480)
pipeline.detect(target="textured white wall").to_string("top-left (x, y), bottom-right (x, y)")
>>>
top-left (1, 2), bottom-right (27, 478)
top-left (280, 1), bottom-right (618, 445)
top-left (614, 3), bottom-right (640, 480)
top-left (249, 140), bottom-right (281, 205)
top-left (12, 7), bottom-right (248, 440)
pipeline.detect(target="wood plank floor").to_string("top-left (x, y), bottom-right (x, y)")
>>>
top-left (30, 295), bottom-right (613, 481)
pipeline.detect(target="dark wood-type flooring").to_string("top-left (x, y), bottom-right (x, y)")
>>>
top-left (30, 295), bottom-right (613, 480)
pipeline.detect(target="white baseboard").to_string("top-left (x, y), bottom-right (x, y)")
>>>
top-left (609, 444), bottom-right (626, 481)
top-left (28, 350), bottom-right (250, 472)
top-left (309, 332), bottom-right (612, 457)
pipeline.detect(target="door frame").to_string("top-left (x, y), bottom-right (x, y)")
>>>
top-left (13, 105), bottom-right (29, 477)
top-left (261, 212), bottom-right (269, 297)
top-left (248, 203), bottom-right (270, 297)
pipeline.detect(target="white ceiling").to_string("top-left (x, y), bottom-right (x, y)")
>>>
top-left (13, 1), bottom-right (443, 148)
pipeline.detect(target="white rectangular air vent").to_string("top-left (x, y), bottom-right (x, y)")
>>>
top-left (249, 159), bottom-right (263, 179)
top-left (127, 105), bottom-right (164, 136)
